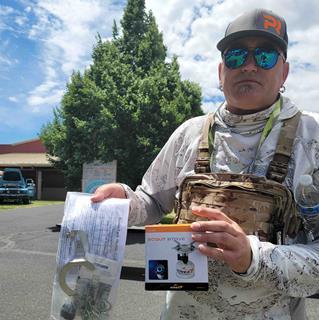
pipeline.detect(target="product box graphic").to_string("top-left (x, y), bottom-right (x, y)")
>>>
top-left (145, 224), bottom-right (208, 291)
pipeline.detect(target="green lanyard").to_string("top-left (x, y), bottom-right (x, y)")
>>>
top-left (257, 96), bottom-right (282, 150)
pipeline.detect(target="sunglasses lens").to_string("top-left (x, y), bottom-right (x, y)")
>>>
top-left (254, 48), bottom-right (279, 70)
top-left (224, 49), bottom-right (248, 69)
top-left (224, 47), bottom-right (280, 70)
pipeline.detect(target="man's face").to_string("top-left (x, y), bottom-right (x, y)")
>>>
top-left (218, 36), bottom-right (289, 114)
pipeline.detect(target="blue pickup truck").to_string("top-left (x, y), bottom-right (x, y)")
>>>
top-left (0, 168), bottom-right (35, 204)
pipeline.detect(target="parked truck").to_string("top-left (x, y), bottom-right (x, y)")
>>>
top-left (0, 168), bottom-right (35, 204)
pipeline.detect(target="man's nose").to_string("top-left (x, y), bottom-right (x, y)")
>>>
top-left (241, 53), bottom-right (258, 72)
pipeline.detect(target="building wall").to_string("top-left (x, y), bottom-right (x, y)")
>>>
top-left (41, 169), bottom-right (67, 200)
top-left (0, 166), bottom-right (67, 201)
top-left (0, 145), bottom-right (11, 154)
top-left (0, 139), bottom-right (66, 201)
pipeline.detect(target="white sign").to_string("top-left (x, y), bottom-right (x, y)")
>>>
top-left (82, 160), bottom-right (117, 193)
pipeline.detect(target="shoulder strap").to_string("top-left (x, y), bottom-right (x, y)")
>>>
top-left (194, 113), bottom-right (215, 173)
top-left (195, 110), bottom-right (302, 180)
top-left (266, 111), bottom-right (302, 183)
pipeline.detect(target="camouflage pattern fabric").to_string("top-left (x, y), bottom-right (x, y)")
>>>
top-left (175, 173), bottom-right (300, 244)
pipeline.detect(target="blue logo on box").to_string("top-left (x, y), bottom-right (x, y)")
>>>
top-left (149, 260), bottom-right (168, 280)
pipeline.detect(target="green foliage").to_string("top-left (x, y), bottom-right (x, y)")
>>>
top-left (40, 0), bottom-right (203, 190)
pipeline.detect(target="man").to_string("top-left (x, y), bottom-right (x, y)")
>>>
top-left (92, 8), bottom-right (319, 319)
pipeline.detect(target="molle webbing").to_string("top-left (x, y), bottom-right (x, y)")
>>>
top-left (176, 110), bottom-right (303, 243)
top-left (267, 111), bottom-right (302, 183)
top-left (194, 113), bottom-right (214, 174)
top-left (194, 111), bottom-right (302, 181)
top-left (175, 173), bottom-right (294, 243)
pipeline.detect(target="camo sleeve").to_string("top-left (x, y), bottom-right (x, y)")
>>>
top-left (121, 116), bottom-right (206, 227)
top-left (235, 236), bottom-right (319, 297)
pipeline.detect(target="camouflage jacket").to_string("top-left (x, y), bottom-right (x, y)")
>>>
top-left (122, 96), bottom-right (319, 319)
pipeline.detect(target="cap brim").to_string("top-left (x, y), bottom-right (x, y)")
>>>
top-left (217, 30), bottom-right (287, 54)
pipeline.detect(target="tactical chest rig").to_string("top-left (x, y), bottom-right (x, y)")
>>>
top-left (175, 111), bottom-right (302, 244)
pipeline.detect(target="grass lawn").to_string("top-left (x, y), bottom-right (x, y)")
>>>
top-left (0, 200), bottom-right (64, 211)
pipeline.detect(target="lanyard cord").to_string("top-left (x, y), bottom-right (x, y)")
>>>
top-left (257, 96), bottom-right (282, 150)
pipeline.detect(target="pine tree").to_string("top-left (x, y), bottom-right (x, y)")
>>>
top-left (121, 0), bottom-right (147, 57)
top-left (41, 0), bottom-right (203, 190)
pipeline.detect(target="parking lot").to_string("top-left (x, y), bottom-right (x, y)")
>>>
top-left (0, 204), bottom-right (318, 319)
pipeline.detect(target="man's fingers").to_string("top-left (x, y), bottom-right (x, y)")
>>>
top-left (90, 183), bottom-right (126, 203)
top-left (191, 220), bottom-right (238, 237)
top-left (90, 186), bottom-right (111, 202)
top-left (198, 244), bottom-right (225, 262)
top-left (192, 231), bottom-right (238, 249)
top-left (90, 192), bottom-right (107, 203)
top-left (191, 206), bottom-right (233, 223)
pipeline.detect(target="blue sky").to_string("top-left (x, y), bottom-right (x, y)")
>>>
top-left (1, 0), bottom-right (319, 144)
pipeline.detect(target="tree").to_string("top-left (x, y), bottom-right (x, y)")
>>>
top-left (40, 0), bottom-right (203, 191)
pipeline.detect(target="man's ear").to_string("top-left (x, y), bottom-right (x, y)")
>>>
top-left (282, 61), bottom-right (289, 84)
top-left (218, 62), bottom-right (223, 82)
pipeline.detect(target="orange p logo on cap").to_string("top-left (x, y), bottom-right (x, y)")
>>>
top-left (263, 14), bottom-right (282, 35)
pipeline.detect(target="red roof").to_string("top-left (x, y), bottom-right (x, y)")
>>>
top-left (0, 139), bottom-right (47, 154)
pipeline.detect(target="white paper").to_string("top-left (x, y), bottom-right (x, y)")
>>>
top-left (57, 192), bottom-right (130, 267)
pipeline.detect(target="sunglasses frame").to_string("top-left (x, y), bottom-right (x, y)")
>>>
top-left (223, 47), bottom-right (285, 70)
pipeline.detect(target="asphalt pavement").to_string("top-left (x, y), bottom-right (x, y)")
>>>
top-left (0, 204), bottom-right (165, 320)
top-left (0, 204), bottom-right (318, 320)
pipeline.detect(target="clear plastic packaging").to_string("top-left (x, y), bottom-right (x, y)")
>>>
top-left (50, 193), bottom-right (130, 320)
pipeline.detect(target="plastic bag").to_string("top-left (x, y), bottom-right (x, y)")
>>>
top-left (50, 192), bottom-right (130, 320)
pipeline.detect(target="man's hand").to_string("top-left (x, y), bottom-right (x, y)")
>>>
top-left (91, 183), bottom-right (126, 203)
top-left (190, 206), bottom-right (252, 274)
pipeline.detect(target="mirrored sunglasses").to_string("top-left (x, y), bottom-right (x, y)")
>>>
top-left (223, 47), bottom-right (284, 70)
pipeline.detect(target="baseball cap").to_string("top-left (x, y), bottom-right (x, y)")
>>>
top-left (217, 9), bottom-right (288, 57)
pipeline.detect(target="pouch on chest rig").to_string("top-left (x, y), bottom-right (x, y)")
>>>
top-left (174, 110), bottom-right (302, 244)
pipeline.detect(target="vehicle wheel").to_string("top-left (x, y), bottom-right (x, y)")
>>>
top-left (22, 198), bottom-right (30, 205)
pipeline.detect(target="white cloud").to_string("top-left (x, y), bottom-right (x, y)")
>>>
top-left (0, 4), bottom-right (30, 34)
top-left (15, 15), bottom-right (28, 26)
top-left (0, 5), bottom-right (15, 16)
top-left (146, 0), bottom-right (319, 113)
top-left (8, 96), bottom-right (19, 102)
top-left (4, 0), bottom-right (319, 125)
top-left (26, 0), bottom-right (124, 111)
top-left (27, 79), bottom-right (64, 112)
top-left (202, 98), bottom-right (224, 113)
top-left (0, 36), bottom-right (19, 68)
top-left (0, 55), bottom-right (13, 66)
top-left (27, 89), bottom-right (65, 112)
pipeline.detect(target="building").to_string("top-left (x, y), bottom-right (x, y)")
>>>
top-left (0, 139), bottom-right (66, 200)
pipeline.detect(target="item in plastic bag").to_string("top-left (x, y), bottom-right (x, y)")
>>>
top-left (60, 302), bottom-right (76, 320)
top-left (59, 279), bottom-right (112, 320)
top-left (50, 195), bottom-right (130, 320)
top-left (58, 231), bottom-right (113, 319)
